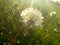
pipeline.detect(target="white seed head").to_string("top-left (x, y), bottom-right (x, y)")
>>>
top-left (50, 11), bottom-right (56, 17)
top-left (20, 7), bottom-right (44, 27)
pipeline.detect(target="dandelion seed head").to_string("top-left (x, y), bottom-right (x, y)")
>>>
top-left (20, 7), bottom-right (44, 27)
top-left (50, 11), bottom-right (56, 17)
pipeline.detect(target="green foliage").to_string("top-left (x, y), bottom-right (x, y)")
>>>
top-left (0, 0), bottom-right (60, 45)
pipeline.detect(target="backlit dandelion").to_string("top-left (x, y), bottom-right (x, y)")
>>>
top-left (20, 7), bottom-right (44, 27)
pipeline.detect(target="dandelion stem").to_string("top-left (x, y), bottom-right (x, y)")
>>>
top-left (21, 0), bottom-right (23, 5)
top-left (30, 0), bottom-right (34, 7)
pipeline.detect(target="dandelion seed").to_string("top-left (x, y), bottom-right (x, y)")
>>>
top-left (24, 34), bottom-right (26, 36)
top-left (24, 33), bottom-right (28, 36)
top-left (1, 32), bottom-right (3, 35)
top-left (17, 40), bottom-right (20, 44)
top-left (9, 31), bottom-right (12, 34)
top-left (54, 28), bottom-right (58, 32)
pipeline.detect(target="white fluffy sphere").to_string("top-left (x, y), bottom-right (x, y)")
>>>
top-left (20, 7), bottom-right (44, 27)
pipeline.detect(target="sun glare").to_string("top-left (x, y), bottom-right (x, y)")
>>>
top-left (52, 0), bottom-right (60, 2)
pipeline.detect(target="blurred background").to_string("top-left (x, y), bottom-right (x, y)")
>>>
top-left (0, 0), bottom-right (60, 45)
